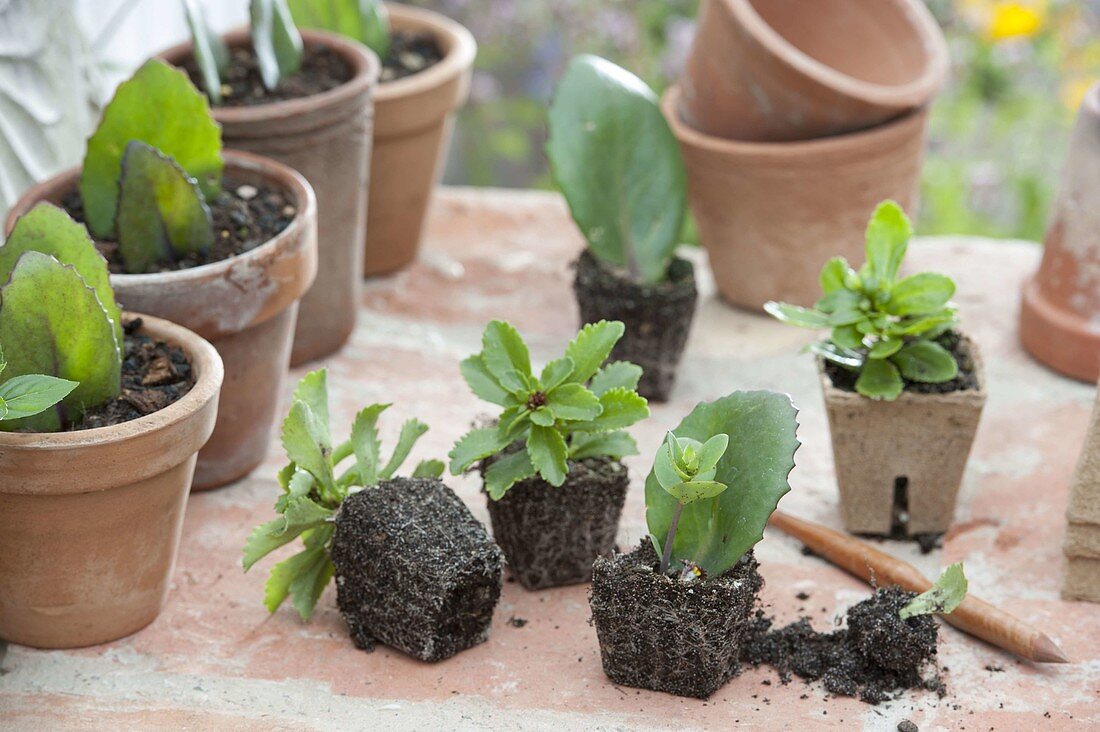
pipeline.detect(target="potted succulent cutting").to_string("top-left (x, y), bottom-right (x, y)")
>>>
top-left (0, 203), bottom-right (223, 649)
top-left (590, 390), bottom-right (799, 699)
top-left (284, 0), bottom-right (477, 276)
top-left (245, 370), bottom-right (504, 661)
top-left (161, 0), bottom-right (379, 364)
top-left (5, 59), bottom-right (318, 490)
top-left (449, 320), bottom-right (649, 590)
top-left (765, 201), bottom-right (986, 536)
top-left (548, 55), bottom-right (697, 403)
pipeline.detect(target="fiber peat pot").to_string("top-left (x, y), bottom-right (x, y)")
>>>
top-left (662, 85), bottom-right (929, 310)
top-left (573, 250), bottom-right (698, 402)
top-left (159, 29), bottom-right (378, 365)
top-left (821, 335), bottom-right (986, 536)
top-left (331, 477), bottom-right (504, 661)
top-left (482, 454), bottom-right (629, 590)
top-left (0, 314), bottom-right (222, 649)
top-left (1062, 375), bottom-right (1100, 602)
top-left (364, 3), bottom-right (476, 276)
top-left (5, 152), bottom-right (318, 490)
top-left (680, 0), bottom-right (947, 142)
top-left (590, 541), bottom-right (763, 699)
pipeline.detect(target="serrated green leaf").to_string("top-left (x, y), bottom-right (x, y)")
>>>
top-left (539, 357), bottom-right (574, 391)
top-left (412, 459), bottom-right (445, 479)
top-left (820, 257), bottom-right (851, 294)
top-left (545, 383), bottom-right (602, 422)
top-left (459, 355), bottom-right (510, 406)
top-left (589, 361), bottom-right (642, 396)
top-left (764, 301), bottom-right (829, 329)
top-left (496, 369), bottom-right (529, 395)
top-left (183, 0), bottom-right (229, 102)
top-left (900, 563), bottom-right (967, 619)
top-left (886, 273), bottom-right (956, 316)
top-left (568, 430), bottom-right (637, 460)
top-left (565, 320), bottom-right (625, 383)
top-left (263, 538), bottom-right (328, 618)
top-left (251, 0), bottom-right (303, 90)
top-left (855, 358), bottom-right (904, 401)
top-left (81, 59), bottom-right (222, 237)
top-left (244, 517), bottom-right (298, 571)
top-left (529, 407), bottom-right (555, 426)
top-left (0, 396), bottom-right (6, 420)
top-left (449, 427), bottom-right (510, 474)
top-left (527, 424), bottom-right (568, 486)
top-left (349, 403), bottom-right (387, 486)
top-left (568, 387), bottom-right (648, 432)
top-left (281, 401), bottom-right (335, 493)
top-left (0, 374), bottom-right (79, 421)
top-left (481, 320), bottom-right (532, 382)
top-left (485, 448), bottom-right (537, 500)
top-left (868, 338), bottom-right (903, 360)
top-left (864, 200), bottom-right (911, 285)
top-left (288, 0), bottom-right (391, 58)
top-left (292, 369), bottom-right (330, 443)
top-left (891, 341), bottom-right (958, 383)
top-left (380, 418), bottom-right (429, 479)
top-left (815, 289), bottom-right (860, 314)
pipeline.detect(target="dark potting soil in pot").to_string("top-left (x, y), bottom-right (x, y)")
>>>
top-left (330, 477), bottom-right (504, 662)
top-left (69, 317), bottom-right (195, 431)
top-left (480, 452), bottom-right (629, 590)
top-left (380, 31), bottom-right (445, 83)
top-left (182, 44), bottom-right (351, 106)
top-left (60, 178), bottom-right (295, 274)
top-left (824, 331), bottom-right (980, 396)
top-left (589, 541), bottom-right (763, 699)
top-left (740, 587), bottom-right (943, 705)
top-left (573, 250), bottom-right (698, 402)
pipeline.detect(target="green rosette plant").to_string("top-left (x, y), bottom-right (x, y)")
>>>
top-left (449, 320), bottom-right (650, 498)
top-left (765, 201), bottom-right (961, 401)
top-left (288, 0), bottom-right (390, 58)
top-left (243, 369), bottom-right (444, 620)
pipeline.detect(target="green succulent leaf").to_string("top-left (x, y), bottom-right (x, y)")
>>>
top-left (589, 360), bottom-right (642, 396)
top-left (565, 320), bottom-right (625, 383)
top-left (262, 526), bottom-right (334, 620)
top-left (568, 430), bottom-right (637, 460)
top-left (251, 0), bottom-right (304, 90)
top-left (764, 301), bottom-right (829, 329)
top-left (183, 0), bottom-right (229, 102)
top-left (449, 427), bottom-right (510, 474)
top-left (547, 55), bottom-right (685, 284)
top-left (529, 407), bottom-right (555, 426)
top-left (412, 459), bottom-right (445, 479)
top-left (891, 341), bottom-right (959, 383)
top-left (380, 418), bottom-right (430, 480)
top-left (887, 310), bottom-right (958, 338)
top-left (481, 320), bottom-right (532, 382)
top-left (864, 200), bottom-right (910, 285)
top-left (349, 403), bottom-right (387, 486)
top-left (527, 424), bottom-right (569, 487)
top-left (695, 433), bottom-right (729, 474)
top-left (281, 400), bottom-right (336, 495)
top-left (545, 383), bottom-right (602, 422)
top-left (820, 257), bottom-right (852, 294)
top-left (292, 369), bottom-right (330, 444)
top-left (868, 338), bottom-right (903, 360)
top-left (459, 355), bottom-right (510, 406)
top-left (288, 0), bottom-right (391, 58)
top-left (855, 357), bottom-right (904, 401)
top-left (900, 563), bottom-right (968, 619)
top-left (567, 387), bottom-right (648, 431)
top-left (484, 448), bottom-right (537, 500)
top-left (886, 273), bottom-right (956, 316)
top-left (663, 480), bottom-right (728, 504)
top-left (540, 357), bottom-right (575, 391)
top-left (810, 341), bottom-right (864, 369)
top-left (0, 374), bottom-right (79, 421)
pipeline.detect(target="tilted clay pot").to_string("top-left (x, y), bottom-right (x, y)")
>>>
top-left (0, 314), bottom-right (223, 649)
top-left (821, 340), bottom-right (986, 536)
top-left (680, 0), bottom-right (947, 142)
top-left (1062, 376), bottom-right (1100, 602)
top-left (363, 3), bottom-right (476, 276)
top-left (1020, 83), bottom-right (1100, 383)
top-left (159, 29), bottom-right (378, 365)
top-left (6, 152), bottom-right (318, 490)
top-left (662, 85), bottom-right (928, 309)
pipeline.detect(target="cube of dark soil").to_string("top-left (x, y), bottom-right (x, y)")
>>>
top-left (847, 587), bottom-right (938, 672)
top-left (589, 541), bottom-right (763, 699)
top-left (331, 478), bottom-right (504, 662)
top-left (483, 455), bottom-right (628, 590)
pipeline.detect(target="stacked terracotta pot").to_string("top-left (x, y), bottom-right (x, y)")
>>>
top-left (664, 0), bottom-right (949, 308)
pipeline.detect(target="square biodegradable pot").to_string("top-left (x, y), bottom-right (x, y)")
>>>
top-left (481, 455), bottom-right (628, 590)
top-left (821, 339), bottom-right (986, 535)
top-left (331, 477), bottom-right (504, 661)
top-left (5, 152), bottom-right (319, 490)
top-left (0, 314), bottom-right (223, 649)
top-left (573, 250), bottom-right (698, 402)
top-left (590, 542), bottom-right (762, 699)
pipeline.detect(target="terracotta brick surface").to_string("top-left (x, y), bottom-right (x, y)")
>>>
top-left (2, 188), bottom-right (1098, 730)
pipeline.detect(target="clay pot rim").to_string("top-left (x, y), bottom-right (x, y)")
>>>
top-left (158, 28), bottom-right (380, 125)
top-left (0, 312), bottom-right (223, 457)
top-left (374, 2), bottom-right (477, 102)
top-left (725, 0), bottom-right (948, 108)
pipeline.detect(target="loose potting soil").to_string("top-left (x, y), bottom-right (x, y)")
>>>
top-left (590, 541), bottom-right (763, 699)
top-left (70, 317), bottom-right (195, 431)
top-left (183, 44), bottom-right (351, 106)
top-left (330, 477), bottom-right (504, 662)
top-left (61, 178), bottom-right (295, 273)
top-left (825, 331), bottom-right (980, 396)
top-left (573, 250), bottom-right (698, 402)
top-left (380, 31), bottom-right (445, 83)
top-left (740, 587), bottom-right (943, 705)
top-left (481, 452), bottom-right (629, 590)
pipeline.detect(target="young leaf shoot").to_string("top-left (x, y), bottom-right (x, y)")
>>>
top-left (288, 0), bottom-right (391, 59)
top-left (899, 563), bottom-right (968, 620)
top-left (182, 0), bottom-right (230, 103)
top-left (251, 0), bottom-right (304, 90)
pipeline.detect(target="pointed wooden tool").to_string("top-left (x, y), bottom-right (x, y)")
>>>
top-left (769, 510), bottom-right (1070, 664)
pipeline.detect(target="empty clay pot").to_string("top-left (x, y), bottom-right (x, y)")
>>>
top-left (680, 0), bottom-right (948, 142)
top-left (820, 340), bottom-right (986, 536)
top-left (662, 85), bottom-right (929, 309)
top-left (363, 3), bottom-right (476, 276)
top-left (0, 313), bottom-right (223, 649)
top-left (1020, 83), bottom-right (1100, 383)
top-left (5, 151), bottom-right (318, 490)
top-left (159, 29), bottom-right (379, 366)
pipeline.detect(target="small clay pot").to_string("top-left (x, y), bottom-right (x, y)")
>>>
top-left (363, 3), bottom-right (476, 276)
top-left (159, 29), bottom-right (379, 365)
top-left (331, 477), bottom-right (504, 661)
top-left (1020, 84), bottom-right (1100, 383)
top-left (662, 84), bottom-right (929, 310)
top-left (680, 0), bottom-right (948, 142)
top-left (590, 542), bottom-right (763, 699)
top-left (5, 152), bottom-right (318, 490)
top-left (573, 250), bottom-right (698, 402)
top-left (482, 455), bottom-right (628, 590)
top-left (821, 337), bottom-right (986, 535)
top-left (0, 313), bottom-right (223, 649)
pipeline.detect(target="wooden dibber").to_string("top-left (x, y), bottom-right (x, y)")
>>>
top-left (769, 510), bottom-right (1070, 664)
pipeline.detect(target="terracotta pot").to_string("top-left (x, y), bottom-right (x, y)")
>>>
top-left (820, 340), bottom-right (986, 536)
top-left (680, 0), bottom-right (947, 142)
top-left (5, 152), bottom-right (318, 490)
top-left (363, 3), bottom-right (476, 276)
top-left (159, 29), bottom-right (378, 365)
top-left (0, 314), bottom-right (223, 649)
top-left (662, 85), bottom-right (928, 310)
top-left (1020, 84), bottom-right (1100, 383)
top-left (1063, 375), bottom-right (1100, 602)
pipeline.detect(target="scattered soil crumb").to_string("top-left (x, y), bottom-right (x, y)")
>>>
top-left (796, 591), bottom-right (811, 601)
top-left (184, 44), bottom-right (351, 106)
top-left (898, 721), bottom-right (919, 732)
top-left (984, 663), bottom-right (1004, 673)
top-left (508, 616), bottom-right (528, 628)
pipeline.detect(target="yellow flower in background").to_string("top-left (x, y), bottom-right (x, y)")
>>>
top-left (989, 2), bottom-right (1043, 40)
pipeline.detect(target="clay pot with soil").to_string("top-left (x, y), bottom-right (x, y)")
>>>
top-left (449, 320), bottom-right (650, 590)
top-left (766, 202), bottom-right (985, 536)
top-left (244, 370), bottom-right (502, 659)
top-left (548, 56), bottom-right (698, 401)
top-left (680, 0), bottom-right (948, 142)
top-left (662, 84), bottom-right (929, 309)
top-left (590, 391), bottom-right (800, 698)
